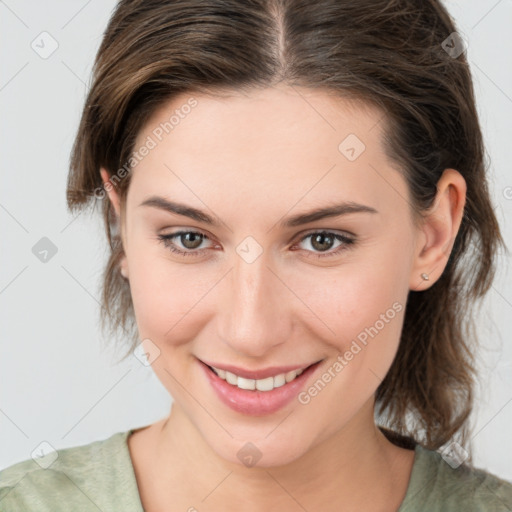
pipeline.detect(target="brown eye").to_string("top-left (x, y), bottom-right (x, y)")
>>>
top-left (295, 231), bottom-right (356, 259)
top-left (157, 230), bottom-right (212, 257)
top-left (179, 232), bottom-right (204, 250)
top-left (310, 232), bottom-right (336, 252)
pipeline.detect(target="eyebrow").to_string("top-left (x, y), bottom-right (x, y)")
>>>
top-left (138, 196), bottom-right (378, 228)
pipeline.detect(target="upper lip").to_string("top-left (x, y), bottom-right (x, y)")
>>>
top-left (199, 358), bottom-right (322, 380)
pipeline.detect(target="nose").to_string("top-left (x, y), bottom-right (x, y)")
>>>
top-left (217, 250), bottom-right (290, 358)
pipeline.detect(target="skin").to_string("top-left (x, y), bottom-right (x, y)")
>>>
top-left (100, 83), bottom-right (466, 511)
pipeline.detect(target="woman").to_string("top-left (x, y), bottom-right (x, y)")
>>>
top-left (1, 0), bottom-right (511, 510)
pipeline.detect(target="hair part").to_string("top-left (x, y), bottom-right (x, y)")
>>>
top-left (66, 0), bottom-right (508, 456)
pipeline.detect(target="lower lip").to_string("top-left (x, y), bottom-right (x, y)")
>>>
top-left (199, 359), bottom-right (323, 416)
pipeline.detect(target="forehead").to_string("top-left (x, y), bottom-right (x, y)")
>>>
top-left (135, 84), bottom-right (386, 155)
top-left (127, 85), bottom-right (406, 220)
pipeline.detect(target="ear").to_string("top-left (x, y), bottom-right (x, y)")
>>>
top-left (100, 167), bottom-right (129, 279)
top-left (100, 168), bottom-right (122, 218)
top-left (409, 168), bottom-right (467, 291)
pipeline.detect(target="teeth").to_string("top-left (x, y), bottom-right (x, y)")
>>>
top-left (226, 371), bottom-right (238, 385)
top-left (256, 376), bottom-right (274, 391)
top-left (237, 376), bottom-right (256, 390)
top-left (211, 366), bottom-right (307, 392)
top-left (273, 373), bottom-right (286, 388)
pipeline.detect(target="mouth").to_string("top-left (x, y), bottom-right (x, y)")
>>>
top-left (205, 361), bottom-right (319, 391)
top-left (198, 358), bottom-right (324, 416)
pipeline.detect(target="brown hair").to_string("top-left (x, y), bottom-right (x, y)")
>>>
top-left (66, 0), bottom-right (507, 455)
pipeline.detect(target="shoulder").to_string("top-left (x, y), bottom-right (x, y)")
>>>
top-left (0, 430), bottom-right (142, 512)
top-left (400, 444), bottom-right (512, 512)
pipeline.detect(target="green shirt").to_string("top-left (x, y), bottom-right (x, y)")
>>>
top-left (1, 429), bottom-right (511, 511)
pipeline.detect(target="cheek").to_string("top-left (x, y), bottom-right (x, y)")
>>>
top-left (300, 259), bottom-right (403, 321)
top-left (126, 244), bottom-right (208, 341)
top-left (291, 256), bottom-right (407, 369)
top-left (294, 268), bottom-right (407, 419)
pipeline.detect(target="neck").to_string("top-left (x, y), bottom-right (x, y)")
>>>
top-left (138, 398), bottom-right (414, 511)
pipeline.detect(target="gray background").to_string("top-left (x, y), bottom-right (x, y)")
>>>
top-left (1, 0), bottom-right (511, 480)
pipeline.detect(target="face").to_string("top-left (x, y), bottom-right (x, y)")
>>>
top-left (107, 84), bottom-right (425, 467)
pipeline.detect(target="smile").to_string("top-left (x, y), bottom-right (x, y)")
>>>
top-left (209, 365), bottom-right (305, 392)
top-left (198, 358), bottom-right (324, 416)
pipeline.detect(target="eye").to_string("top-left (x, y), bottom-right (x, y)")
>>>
top-left (292, 230), bottom-right (356, 259)
top-left (156, 229), bottom-right (356, 259)
top-left (157, 230), bottom-right (213, 257)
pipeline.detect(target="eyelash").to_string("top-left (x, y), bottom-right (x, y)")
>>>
top-left (156, 230), bottom-right (356, 259)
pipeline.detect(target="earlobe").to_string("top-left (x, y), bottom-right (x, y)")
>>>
top-left (409, 168), bottom-right (467, 291)
top-left (100, 167), bottom-right (122, 218)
